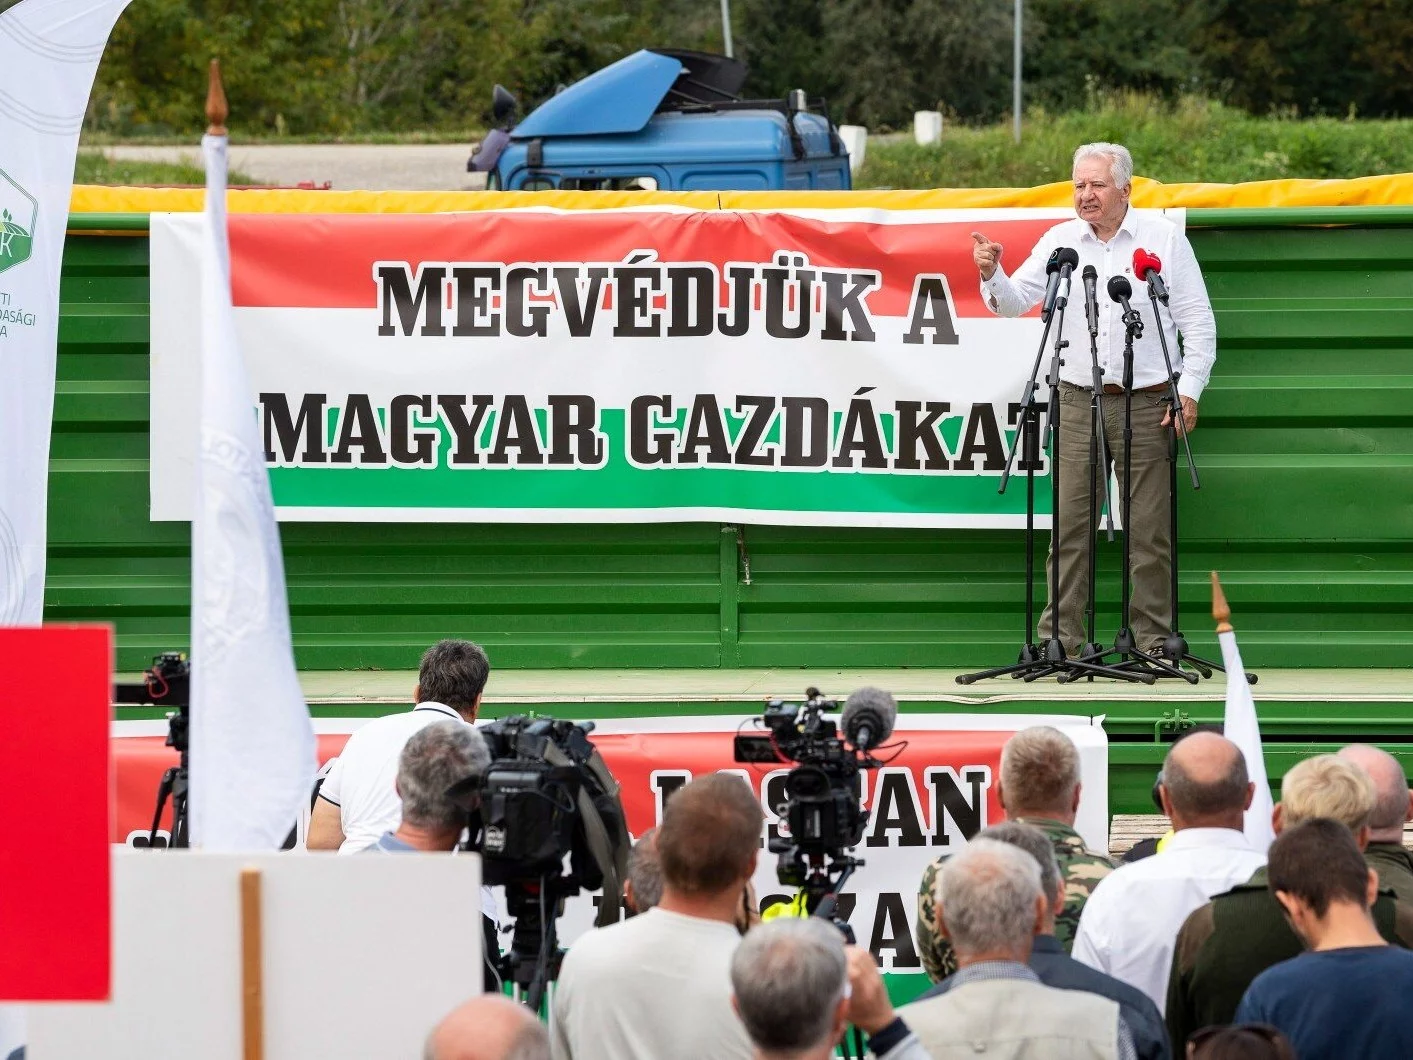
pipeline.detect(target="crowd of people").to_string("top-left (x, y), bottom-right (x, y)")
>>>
top-left (308, 640), bottom-right (1413, 1060)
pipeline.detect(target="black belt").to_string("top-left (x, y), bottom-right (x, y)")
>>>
top-left (1064, 381), bottom-right (1168, 395)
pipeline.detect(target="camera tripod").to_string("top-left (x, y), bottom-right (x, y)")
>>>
top-left (147, 705), bottom-right (190, 848)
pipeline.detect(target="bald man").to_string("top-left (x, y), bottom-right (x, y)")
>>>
top-left (426, 995), bottom-right (548, 1060)
top-left (1340, 745), bottom-right (1413, 903)
top-left (1073, 732), bottom-right (1266, 1011)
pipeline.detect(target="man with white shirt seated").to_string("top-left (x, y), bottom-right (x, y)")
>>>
top-left (307, 638), bottom-right (489, 853)
top-left (1073, 730), bottom-right (1266, 1011)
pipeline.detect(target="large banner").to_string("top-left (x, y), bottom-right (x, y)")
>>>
top-left (0, 0), bottom-right (133, 623)
top-left (150, 207), bottom-right (1175, 528)
top-left (113, 712), bottom-right (1109, 982)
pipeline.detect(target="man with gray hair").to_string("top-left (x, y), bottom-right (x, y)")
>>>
top-left (371, 720), bottom-right (490, 853)
top-left (921, 823), bottom-right (1169, 1060)
top-left (971, 142), bottom-right (1217, 660)
top-left (901, 838), bottom-right (1136, 1058)
top-left (624, 828), bottom-right (663, 916)
top-left (730, 919), bottom-right (929, 1060)
top-left (917, 725), bottom-right (1114, 979)
top-left (1073, 732), bottom-right (1265, 1011)
top-left (1339, 744), bottom-right (1413, 902)
top-left (368, 719), bottom-right (501, 992)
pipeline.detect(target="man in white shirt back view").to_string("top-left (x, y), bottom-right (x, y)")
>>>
top-left (1073, 731), bottom-right (1265, 1012)
top-left (306, 639), bottom-right (490, 853)
top-left (550, 772), bottom-right (763, 1060)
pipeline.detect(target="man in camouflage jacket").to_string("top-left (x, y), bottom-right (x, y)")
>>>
top-left (916, 726), bottom-right (1115, 980)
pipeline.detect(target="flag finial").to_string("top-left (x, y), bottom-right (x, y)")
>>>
top-left (1212, 571), bottom-right (1233, 634)
top-left (206, 59), bottom-right (228, 136)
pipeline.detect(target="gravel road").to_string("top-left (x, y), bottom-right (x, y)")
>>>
top-left (94, 143), bottom-right (487, 191)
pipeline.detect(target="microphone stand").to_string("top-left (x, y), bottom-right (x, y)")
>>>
top-left (1103, 305), bottom-right (1195, 683)
top-left (962, 271), bottom-right (1146, 685)
top-left (957, 295), bottom-right (1053, 682)
top-left (1142, 280), bottom-right (1257, 685)
top-left (1075, 280), bottom-right (1117, 669)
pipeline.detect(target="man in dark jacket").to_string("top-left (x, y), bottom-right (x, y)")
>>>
top-left (1166, 754), bottom-right (1413, 1054)
top-left (1339, 744), bottom-right (1413, 902)
top-left (921, 822), bottom-right (1169, 1060)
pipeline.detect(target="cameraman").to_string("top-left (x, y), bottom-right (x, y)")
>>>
top-left (549, 773), bottom-right (762, 1060)
top-left (309, 639), bottom-right (489, 853)
top-left (731, 919), bottom-right (929, 1060)
top-left (368, 719), bottom-right (500, 991)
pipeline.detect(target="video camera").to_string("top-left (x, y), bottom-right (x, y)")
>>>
top-left (733, 686), bottom-right (897, 914)
top-left (116, 653), bottom-right (193, 848)
top-left (448, 714), bottom-right (629, 1010)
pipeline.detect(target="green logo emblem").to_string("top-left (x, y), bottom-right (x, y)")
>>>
top-left (0, 169), bottom-right (38, 275)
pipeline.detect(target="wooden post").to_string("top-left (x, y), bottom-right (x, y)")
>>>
top-left (240, 867), bottom-right (264, 1060)
top-left (207, 59), bottom-right (228, 136)
top-left (1211, 571), bottom-right (1233, 634)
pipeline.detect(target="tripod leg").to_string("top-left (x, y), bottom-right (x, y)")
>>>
top-left (149, 768), bottom-right (176, 848)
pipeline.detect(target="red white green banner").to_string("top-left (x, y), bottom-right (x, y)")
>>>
top-left (113, 712), bottom-right (1109, 980)
top-left (148, 207), bottom-right (1098, 528)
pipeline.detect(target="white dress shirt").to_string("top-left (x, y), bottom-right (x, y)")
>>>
top-left (980, 208), bottom-right (1218, 402)
top-left (1072, 827), bottom-right (1266, 1013)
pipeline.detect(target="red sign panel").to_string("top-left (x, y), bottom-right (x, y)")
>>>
top-left (0, 626), bottom-right (112, 1000)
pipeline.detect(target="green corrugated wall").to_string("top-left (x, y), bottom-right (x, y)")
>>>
top-left (47, 209), bottom-right (1413, 672)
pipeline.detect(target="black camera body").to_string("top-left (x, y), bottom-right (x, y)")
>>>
top-left (734, 688), bottom-right (875, 902)
top-left (448, 714), bottom-right (629, 1008)
top-left (470, 716), bottom-right (607, 887)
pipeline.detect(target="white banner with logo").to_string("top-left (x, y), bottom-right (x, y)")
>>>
top-left (0, 0), bottom-right (132, 624)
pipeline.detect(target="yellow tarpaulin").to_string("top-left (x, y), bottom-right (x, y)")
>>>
top-left (70, 172), bottom-right (1413, 217)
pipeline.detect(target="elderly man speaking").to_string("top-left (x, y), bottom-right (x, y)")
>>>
top-left (972, 142), bottom-right (1217, 662)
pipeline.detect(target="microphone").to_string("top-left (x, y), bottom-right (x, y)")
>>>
top-left (1052, 247), bottom-right (1079, 313)
top-left (841, 686), bottom-right (897, 753)
top-left (1082, 265), bottom-right (1099, 336)
top-left (1133, 248), bottom-right (1170, 305)
top-left (1039, 249), bottom-right (1063, 323)
top-left (1108, 274), bottom-right (1143, 337)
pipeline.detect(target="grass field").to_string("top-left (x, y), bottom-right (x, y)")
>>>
top-left (857, 93), bottom-right (1413, 188)
top-left (75, 152), bottom-right (258, 186)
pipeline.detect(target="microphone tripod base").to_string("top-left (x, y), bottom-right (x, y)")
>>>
top-left (1157, 630), bottom-right (1257, 685)
top-left (1100, 627), bottom-right (1201, 685)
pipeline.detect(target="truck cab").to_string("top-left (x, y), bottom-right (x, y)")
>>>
top-left (470, 49), bottom-right (851, 192)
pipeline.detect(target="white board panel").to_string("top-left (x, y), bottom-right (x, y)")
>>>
top-left (29, 849), bottom-right (483, 1060)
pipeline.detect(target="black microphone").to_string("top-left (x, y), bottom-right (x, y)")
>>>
top-left (1082, 264), bottom-right (1099, 337)
top-left (1052, 247), bottom-right (1079, 313)
top-left (1107, 274), bottom-right (1143, 337)
top-left (1039, 249), bottom-right (1063, 323)
top-left (841, 686), bottom-right (898, 753)
top-left (1133, 248), bottom-right (1170, 305)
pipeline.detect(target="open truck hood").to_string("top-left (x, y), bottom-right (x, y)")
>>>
top-left (512, 50), bottom-right (686, 138)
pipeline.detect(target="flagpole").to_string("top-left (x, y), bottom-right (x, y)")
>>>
top-left (188, 57), bottom-right (316, 852)
top-left (1213, 571), bottom-right (1275, 852)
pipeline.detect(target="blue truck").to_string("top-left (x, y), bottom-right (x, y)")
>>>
top-left (469, 49), bottom-right (852, 192)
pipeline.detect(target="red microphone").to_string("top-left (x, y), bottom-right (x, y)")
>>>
top-left (1132, 248), bottom-right (1170, 305)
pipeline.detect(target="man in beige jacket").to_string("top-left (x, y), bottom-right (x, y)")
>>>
top-left (900, 838), bottom-right (1135, 1059)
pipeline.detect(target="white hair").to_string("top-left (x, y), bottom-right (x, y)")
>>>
top-left (937, 838), bottom-right (1042, 958)
top-left (1073, 142), bottom-right (1133, 188)
top-left (731, 918), bottom-right (847, 1054)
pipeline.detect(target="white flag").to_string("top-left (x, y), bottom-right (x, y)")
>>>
top-left (1221, 630), bottom-right (1275, 853)
top-left (188, 131), bottom-right (316, 849)
top-left (0, 0), bottom-right (133, 624)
